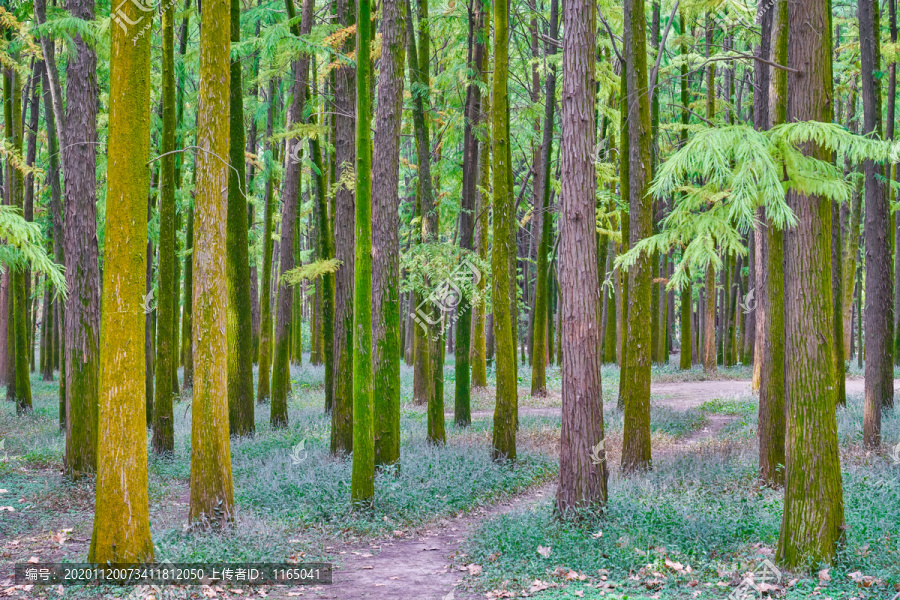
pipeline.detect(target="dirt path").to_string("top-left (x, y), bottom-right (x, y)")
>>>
top-left (284, 485), bottom-right (556, 600)
top-left (309, 381), bottom-right (756, 600)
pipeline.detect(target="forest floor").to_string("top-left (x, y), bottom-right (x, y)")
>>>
top-left (1, 359), bottom-right (899, 600)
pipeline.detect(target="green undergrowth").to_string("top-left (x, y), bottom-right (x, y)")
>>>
top-left (461, 393), bottom-right (900, 600)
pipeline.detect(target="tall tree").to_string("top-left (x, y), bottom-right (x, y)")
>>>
top-left (226, 0), bottom-right (255, 437)
top-left (330, 0), bottom-right (358, 454)
top-left (759, 0), bottom-right (786, 486)
top-left (153, 0), bottom-right (177, 454)
top-left (860, 0), bottom-right (893, 449)
top-left (530, 0), bottom-right (558, 396)
top-left (621, 0), bottom-right (653, 473)
top-left (89, 0), bottom-right (154, 560)
top-left (271, 0), bottom-right (314, 428)
top-left (455, 0), bottom-right (486, 423)
top-left (189, 0), bottom-right (235, 525)
top-left (62, 0), bottom-right (100, 474)
top-left (351, 0), bottom-right (375, 504)
top-left (556, 0), bottom-right (607, 512)
top-left (371, 0), bottom-right (405, 463)
top-left (257, 79), bottom-right (278, 404)
top-left (776, 0), bottom-right (844, 568)
top-left (490, 0), bottom-right (517, 461)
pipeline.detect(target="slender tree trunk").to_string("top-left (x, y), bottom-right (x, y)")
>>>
top-left (531, 0), bottom-right (557, 397)
top-left (371, 0), bottom-right (405, 462)
top-left (182, 204), bottom-right (195, 388)
top-left (257, 79), bottom-right (278, 404)
top-left (455, 0), bottom-right (486, 422)
top-left (470, 36), bottom-right (490, 389)
top-left (189, 0), bottom-right (235, 525)
top-left (88, 0), bottom-right (154, 560)
top-left (860, 0), bottom-right (893, 449)
top-left (272, 0), bottom-right (315, 428)
top-left (351, 0), bottom-right (375, 503)
top-left (224, 0), bottom-right (255, 436)
top-left (490, 0), bottom-right (516, 461)
top-left (776, 0), bottom-right (845, 568)
top-left (330, 0), bottom-right (357, 453)
top-left (152, 0), bottom-right (177, 453)
top-left (621, 0), bottom-right (652, 472)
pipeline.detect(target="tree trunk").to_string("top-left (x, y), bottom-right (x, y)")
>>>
top-left (556, 0), bottom-right (608, 511)
top-left (330, 0), bottom-right (357, 453)
top-left (621, 0), bottom-right (653, 472)
top-left (860, 0), bottom-right (893, 449)
top-left (88, 0), bottom-right (154, 560)
top-left (189, 0), bottom-right (235, 526)
top-left (257, 79), bottom-right (278, 404)
top-left (490, 0), bottom-right (516, 461)
top-left (226, 0), bottom-right (255, 436)
top-left (371, 0), bottom-right (405, 462)
top-left (776, 0), bottom-right (845, 568)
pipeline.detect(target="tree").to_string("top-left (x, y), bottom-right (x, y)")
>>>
top-left (372, 0), bottom-right (405, 463)
top-left (530, 0), bottom-right (557, 396)
top-left (490, 0), bottom-right (516, 461)
top-left (331, 0), bottom-right (357, 454)
top-left (860, 0), bottom-right (892, 448)
top-left (776, 0), bottom-right (845, 568)
top-left (758, 0), bottom-right (786, 486)
top-left (257, 78), bottom-right (278, 404)
top-left (153, 0), bottom-right (177, 454)
top-left (621, 0), bottom-right (652, 473)
top-left (62, 0), bottom-right (100, 475)
top-left (226, 0), bottom-right (255, 437)
top-left (455, 0), bottom-right (487, 423)
top-left (189, 0), bottom-right (235, 525)
top-left (271, 0), bottom-right (315, 428)
top-left (351, 0), bottom-right (375, 504)
top-left (556, 0), bottom-right (607, 512)
top-left (89, 0), bottom-right (154, 560)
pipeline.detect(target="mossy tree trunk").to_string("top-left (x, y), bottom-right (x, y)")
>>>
top-left (257, 78), bottom-right (278, 404)
top-left (490, 0), bottom-right (516, 461)
top-left (189, 0), bottom-right (235, 525)
top-left (153, 0), bottom-right (177, 454)
top-left (330, 0), bottom-right (357, 454)
top-left (455, 0), bottom-right (486, 424)
top-left (776, 0), bottom-right (845, 568)
top-left (272, 0), bottom-right (315, 428)
top-left (88, 0), bottom-right (154, 560)
top-left (351, 0), bottom-right (375, 503)
top-left (530, 0), bottom-right (557, 398)
top-left (371, 0), bottom-right (405, 463)
top-left (621, 0), bottom-right (652, 473)
top-left (616, 67), bottom-right (629, 411)
top-left (556, 0), bottom-right (608, 512)
top-left (226, 0), bottom-right (255, 437)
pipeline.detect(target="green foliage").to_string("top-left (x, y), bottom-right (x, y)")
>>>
top-left (281, 258), bottom-right (342, 285)
top-left (0, 205), bottom-right (65, 293)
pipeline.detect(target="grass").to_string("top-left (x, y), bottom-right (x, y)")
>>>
top-left (461, 391), bottom-right (900, 600)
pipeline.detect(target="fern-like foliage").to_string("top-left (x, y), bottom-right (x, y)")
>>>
top-left (619, 121), bottom-right (895, 291)
top-left (282, 258), bottom-right (342, 286)
top-left (0, 205), bottom-right (66, 294)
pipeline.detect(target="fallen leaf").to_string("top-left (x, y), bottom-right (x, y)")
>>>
top-left (665, 558), bottom-right (685, 573)
top-left (467, 564), bottom-right (482, 576)
top-left (536, 545), bottom-right (551, 558)
top-left (26, 557), bottom-right (39, 564)
top-left (573, 591), bottom-right (584, 597)
top-left (818, 568), bottom-right (831, 583)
